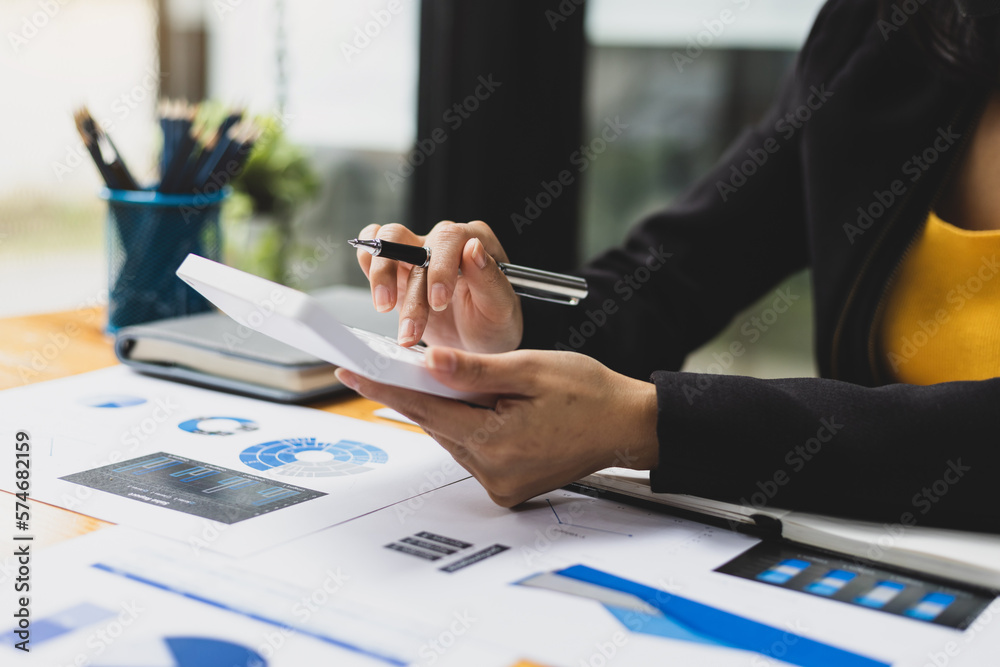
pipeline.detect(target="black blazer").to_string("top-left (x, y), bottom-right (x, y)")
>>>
top-left (520, 0), bottom-right (1000, 533)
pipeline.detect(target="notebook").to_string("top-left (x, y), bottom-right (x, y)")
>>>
top-left (115, 285), bottom-right (397, 403)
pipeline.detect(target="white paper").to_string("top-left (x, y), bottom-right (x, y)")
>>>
top-left (1, 526), bottom-right (530, 667)
top-left (4, 481), bottom-right (995, 667)
top-left (176, 254), bottom-right (493, 404)
top-left (236, 478), bottom-right (985, 667)
top-left (0, 366), bottom-right (468, 556)
top-left (374, 408), bottom-right (419, 426)
top-left (0, 527), bottom-right (405, 667)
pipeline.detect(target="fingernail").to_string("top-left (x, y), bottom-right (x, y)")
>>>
top-left (427, 348), bottom-right (457, 374)
top-left (335, 369), bottom-right (359, 391)
top-left (472, 240), bottom-right (488, 270)
top-left (374, 285), bottom-right (391, 312)
top-left (398, 318), bottom-right (416, 344)
top-left (430, 283), bottom-right (449, 312)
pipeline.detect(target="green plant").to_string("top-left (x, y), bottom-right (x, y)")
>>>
top-left (198, 103), bottom-right (320, 282)
top-left (234, 114), bottom-right (320, 218)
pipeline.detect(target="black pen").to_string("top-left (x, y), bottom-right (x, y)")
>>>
top-left (349, 238), bottom-right (588, 306)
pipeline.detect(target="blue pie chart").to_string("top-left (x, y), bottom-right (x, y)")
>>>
top-left (79, 394), bottom-right (147, 408)
top-left (95, 636), bottom-right (266, 667)
top-left (165, 637), bottom-right (265, 666)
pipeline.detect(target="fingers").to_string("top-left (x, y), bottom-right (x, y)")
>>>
top-left (465, 220), bottom-right (509, 262)
top-left (425, 347), bottom-right (539, 395)
top-left (355, 223), bottom-right (380, 279)
top-left (334, 367), bottom-right (508, 449)
top-left (397, 266), bottom-right (428, 346)
top-left (355, 220), bottom-right (513, 337)
top-left (424, 221), bottom-right (469, 312)
top-left (459, 238), bottom-right (517, 317)
top-left (367, 224), bottom-right (423, 313)
top-left (422, 220), bottom-right (511, 313)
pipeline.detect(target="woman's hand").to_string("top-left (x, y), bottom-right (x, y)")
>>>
top-left (334, 347), bottom-right (660, 507)
top-left (356, 220), bottom-right (523, 354)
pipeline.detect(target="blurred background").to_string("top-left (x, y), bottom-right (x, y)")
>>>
top-left (0, 0), bottom-right (825, 378)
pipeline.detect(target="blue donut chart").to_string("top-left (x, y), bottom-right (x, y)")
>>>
top-left (240, 437), bottom-right (388, 478)
top-left (178, 416), bottom-right (259, 436)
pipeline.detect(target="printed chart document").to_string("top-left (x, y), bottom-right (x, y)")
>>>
top-left (0, 366), bottom-right (468, 556)
top-left (577, 468), bottom-right (1000, 589)
top-left (5, 483), bottom-right (999, 667)
top-left (0, 527), bottom-right (441, 667)
top-left (1, 526), bottom-right (551, 667)
top-left (236, 478), bottom-right (993, 667)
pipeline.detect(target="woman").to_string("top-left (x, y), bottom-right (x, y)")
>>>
top-left (336, 0), bottom-right (1000, 533)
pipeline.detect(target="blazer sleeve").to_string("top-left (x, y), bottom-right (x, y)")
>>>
top-left (650, 371), bottom-right (1000, 533)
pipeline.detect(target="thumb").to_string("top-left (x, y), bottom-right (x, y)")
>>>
top-left (425, 347), bottom-right (534, 395)
top-left (460, 238), bottom-right (517, 316)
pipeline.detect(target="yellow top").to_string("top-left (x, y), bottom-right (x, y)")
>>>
top-left (880, 211), bottom-right (1000, 384)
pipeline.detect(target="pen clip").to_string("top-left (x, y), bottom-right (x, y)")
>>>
top-left (499, 263), bottom-right (588, 306)
top-left (513, 287), bottom-right (582, 306)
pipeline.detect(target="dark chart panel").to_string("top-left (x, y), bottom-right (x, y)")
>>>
top-left (717, 541), bottom-right (996, 630)
top-left (61, 452), bottom-right (326, 524)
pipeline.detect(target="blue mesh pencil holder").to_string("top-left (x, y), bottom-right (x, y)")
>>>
top-left (102, 188), bottom-right (229, 332)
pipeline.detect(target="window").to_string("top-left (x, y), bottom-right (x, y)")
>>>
top-left (583, 0), bottom-right (825, 377)
top-left (0, 0), bottom-right (158, 316)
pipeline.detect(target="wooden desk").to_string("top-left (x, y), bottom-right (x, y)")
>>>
top-left (0, 308), bottom-right (419, 550)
